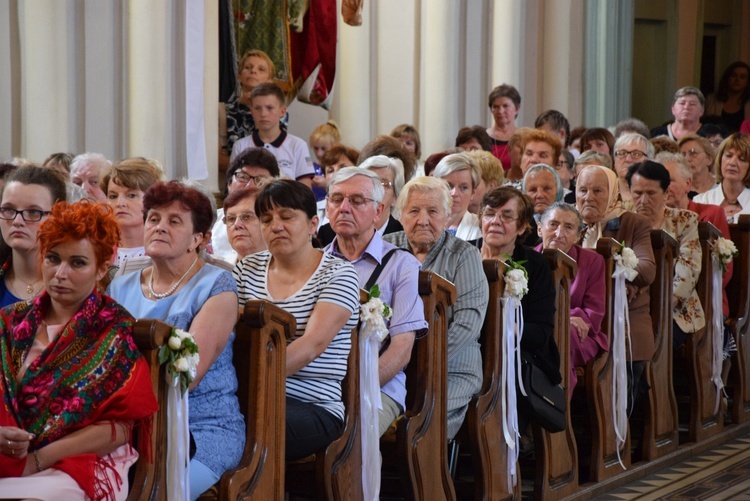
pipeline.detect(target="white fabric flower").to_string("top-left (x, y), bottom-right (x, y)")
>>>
top-left (168, 335), bottom-right (183, 351)
top-left (614, 246), bottom-right (639, 281)
top-left (360, 298), bottom-right (384, 323)
top-left (716, 237), bottom-right (737, 262)
top-left (503, 268), bottom-right (528, 299)
top-left (175, 328), bottom-right (190, 340)
top-left (173, 357), bottom-right (189, 373)
top-left (620, 247), bottom-right (638, 269)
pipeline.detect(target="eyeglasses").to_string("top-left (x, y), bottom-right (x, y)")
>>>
top-left (681, 148), bottom-right (703, 159)
top-left (0, 207), bottom-right (51, 222)
top-left (481, 210), bottom-right (518, 223)
top-left (615, 150), bottom-right (646, 160)
top-left (234, 171), bottom-right (267, 184)
top-left (223, 213), bottom-right (257, 226)
top-left (326, 193), bottom-right (378, 209)
top-left (709, 139), bottom-right (723, 149)
top-left (380, 179), bottom-right (394, 189)
top-left (554, 161), bottom-right (569, 170)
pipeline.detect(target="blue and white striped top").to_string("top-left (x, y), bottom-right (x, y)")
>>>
top-left (233, 250), bottom-right (360, 421)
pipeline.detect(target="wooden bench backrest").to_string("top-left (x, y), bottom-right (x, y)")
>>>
top-left (127, 319), bottom-right (174, 501)
top-left (214, 301), bottom-right (295, 500)
top-left (459, 259), bottom-right (519, 500)
top-left (314, 290), bottom-right (367, 499)
top-left (397, 270), bottom-right (457, 500)
top-left (727, 214), bottom-right (750, 423)
top-left (642, 230), bottom-right (679, 460)
top-left (584, 237), bottom-right (630, 481)
top-left (688, 222), bottom-right (725, 441)
top-left (537, 249), bottom-right (579, 499)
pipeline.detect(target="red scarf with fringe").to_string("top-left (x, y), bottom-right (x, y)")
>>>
top-left (0, 290), bottom-right (158, 501)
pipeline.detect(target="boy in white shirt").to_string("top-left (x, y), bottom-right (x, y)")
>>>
top-left (230, 83), bottom-right (315, 187)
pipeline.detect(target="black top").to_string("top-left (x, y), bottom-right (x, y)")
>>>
top-left (467, 240), bottom-right (560, 384)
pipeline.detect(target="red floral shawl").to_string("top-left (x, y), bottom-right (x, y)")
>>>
top-left (0, 289), bottom-right (158, 501)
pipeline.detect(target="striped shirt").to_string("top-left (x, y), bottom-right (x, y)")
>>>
top-left (233, 250), bottom-right (360, 420)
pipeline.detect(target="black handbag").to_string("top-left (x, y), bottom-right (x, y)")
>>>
top-left (518, 357), bottom-right (567, 433)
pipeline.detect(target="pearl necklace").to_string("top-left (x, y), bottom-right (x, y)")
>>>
top-left (148, 256), bottom-right (199, 299)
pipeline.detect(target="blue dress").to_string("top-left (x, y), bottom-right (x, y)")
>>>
top-left (107, 264), bottom-right (245, 478)
top-left (0, 278), bottom-right (23, 309)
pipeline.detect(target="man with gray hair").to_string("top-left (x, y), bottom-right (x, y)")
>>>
top-left (70, 152), bottom-right (111, 202)
top-left (650, 86), bottom-right (709, 141)
top-left (317, 155), bottom-right (404, 246)
top-left (324, 167), bottom-right (428, 436)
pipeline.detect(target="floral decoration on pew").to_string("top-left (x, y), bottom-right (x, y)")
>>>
top-left (360, 284), bottom-right (392, 342)
top-left (613, 241), bottom-right (639, 280)
top-left (360, 284), bottom-right (393, 500)
top-left (714, 237), bottom-right (738, 273)
top-left (159, 328), bottom-right (200, 395)
top-left (501, 256), bottom-right (528, 300)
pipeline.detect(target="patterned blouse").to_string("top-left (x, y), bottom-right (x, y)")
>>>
top-left (660, 206), bottom-right (704, 333)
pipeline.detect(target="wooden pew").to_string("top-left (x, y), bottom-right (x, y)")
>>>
top-left (455, 259), bottom-right (521, 501)
top-left (581, 238), bottom-right (630, 481)
top-left (382, 271), bottom-right (457, 500)
top-left (683, 222), bottom-right (725, 442)
top-left (285, 291), bottom-right (367, 500)
top-left (727, 214), bottom-right (750, 423)
top-left (128, 319), bottom-right (173, 501)
top-left (641, 230), bottom-right (679, 460)
top-left (535, 249), bottom-right (578, 499)
top-left (198, 301), bottom-right (295, 501)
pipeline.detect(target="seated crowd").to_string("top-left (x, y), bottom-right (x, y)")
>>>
top-left (0, 69), bottom-right (749, 500)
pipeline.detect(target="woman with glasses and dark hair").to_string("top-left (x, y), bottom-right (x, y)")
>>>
top-left (0, 165), bottom-right (66, 308)
top-left (612, 133), bottom-right (655, 209)
top-left (221, 186), bottom-right (266, 265)
top-left (472, 186), bottom-right (559, 433)
top-left (211, 148), bottom-right (279, 264)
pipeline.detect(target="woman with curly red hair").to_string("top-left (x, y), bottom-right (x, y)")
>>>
top-left (0, 201), bottom-right (157, 501)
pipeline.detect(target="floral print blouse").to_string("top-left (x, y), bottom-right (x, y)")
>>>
top-left (660, 206), bottom-right (704, 333)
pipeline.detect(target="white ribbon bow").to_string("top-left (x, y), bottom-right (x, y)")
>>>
top-left (359, 319), bottom-right (388, 501)
top-left (166, 374), bottom-right (191, 501)
top-left (611, 263), bottom-right (632, 470)
top-left (710, 253), bottom-right (726, 414)
top-left (500, 296), bottom-right (524, 491)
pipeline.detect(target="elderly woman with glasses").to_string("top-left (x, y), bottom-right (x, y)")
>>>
top-left (613, 133), bottom-right (655, 208)
top-left (473, 186), bottom-right (559, 432)
top-left (221, 186), bottom-right (266, 265)
top-left (385, 176), bottom-right (488, 439)
top-left (677, 134), bottom-right (718, 194)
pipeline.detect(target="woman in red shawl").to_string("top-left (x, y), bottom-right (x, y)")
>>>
top-left (0, 201), bottom-right (157, 501)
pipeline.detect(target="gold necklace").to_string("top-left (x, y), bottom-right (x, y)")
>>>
top-left (14, 275), bottom-right (41, 295)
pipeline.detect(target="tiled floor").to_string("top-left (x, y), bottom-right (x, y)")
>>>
top-left (598, 435), bottom-right (750, 500)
